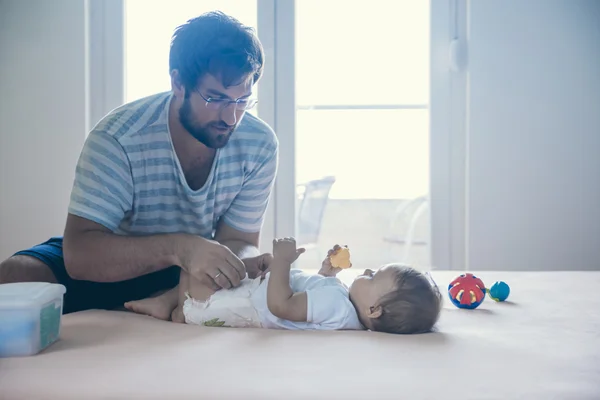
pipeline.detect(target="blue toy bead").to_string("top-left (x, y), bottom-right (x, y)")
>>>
top-left (489, 281), bottom-right (510, 302)
top-left (448, 294), bottom-right (484, 309)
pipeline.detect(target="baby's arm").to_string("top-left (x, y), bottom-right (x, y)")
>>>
top-left (266, 238), bottom-right (307, 322)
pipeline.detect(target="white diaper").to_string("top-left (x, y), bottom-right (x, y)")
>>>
top-left (182, 277), bottom-right (263, 328)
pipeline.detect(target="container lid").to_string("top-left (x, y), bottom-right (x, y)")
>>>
top-left (0, 282), bottom-right (66, 309)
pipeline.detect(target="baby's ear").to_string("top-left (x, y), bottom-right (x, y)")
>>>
top-left (367, 305), bottom-right (383, 319)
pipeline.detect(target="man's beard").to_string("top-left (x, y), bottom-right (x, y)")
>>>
top-left (179, 97), bottom-right (234, 149)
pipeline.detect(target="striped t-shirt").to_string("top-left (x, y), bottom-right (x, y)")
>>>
top-left (68, 92), bottom-right (278, 238)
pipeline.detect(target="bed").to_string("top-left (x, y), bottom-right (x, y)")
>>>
top-left (1, 271), bottom-right (599, 399)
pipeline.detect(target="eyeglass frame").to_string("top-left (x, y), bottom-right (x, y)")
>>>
top-left (196, 90), bottom-right (258, 111)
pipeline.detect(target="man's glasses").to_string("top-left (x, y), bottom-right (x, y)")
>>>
top-left (197, 91), bottom-right (258, 111)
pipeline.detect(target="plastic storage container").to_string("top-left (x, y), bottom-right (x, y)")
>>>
top-left (0, 282), bottom-right (66, 357)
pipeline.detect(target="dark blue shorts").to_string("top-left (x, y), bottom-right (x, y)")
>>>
top-left (14, 237), bottom-right (180, 314)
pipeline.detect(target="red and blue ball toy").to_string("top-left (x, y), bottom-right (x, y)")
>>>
top-left (448, 273), bottom-right (510, 309)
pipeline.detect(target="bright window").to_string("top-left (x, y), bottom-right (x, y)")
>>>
top-left (295, 0), bottom-right (430, 200)
top-left (293, 1), bottom-right (431, 269)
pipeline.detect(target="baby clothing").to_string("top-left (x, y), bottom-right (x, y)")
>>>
top-left (183, 277), bottom-right (263, 328)
top-left (182, 269), bottom-right (364, 331)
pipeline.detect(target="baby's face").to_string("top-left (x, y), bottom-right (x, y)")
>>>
top-left (349, 264), bottom-right (401, 327)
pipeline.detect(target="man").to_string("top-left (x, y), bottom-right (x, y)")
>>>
top-left (0, 11), bottom-right (278, 316)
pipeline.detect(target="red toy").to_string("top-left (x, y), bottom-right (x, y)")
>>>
top-left (448, 273), bottom-right (486, 309)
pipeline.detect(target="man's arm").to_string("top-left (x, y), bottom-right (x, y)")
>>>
top-left (214, 219), bottom-right (260, 260)
top-left (64, 128), bottom-right (184, 282)
top-left (63, 214), bottom-right (191, 282)
top-left (62, 129), bottom-right (195, 282)
top-left (214, 219), bottom-right (273, 279)
top-left (266, 255), bottom-right (307, 322)
top-left (64, 215), bottom-right (244, 287)
top-left (215, 128), bottom-right (278, 259)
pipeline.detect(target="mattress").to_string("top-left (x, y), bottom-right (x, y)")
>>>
top-left (1, 271), bottom-right (599, 400)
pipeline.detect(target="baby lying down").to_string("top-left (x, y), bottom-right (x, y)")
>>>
top-left (126, 238), bottom-right (442, 334)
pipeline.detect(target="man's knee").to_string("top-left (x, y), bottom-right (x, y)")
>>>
top-left (0, 255), bottom-right (58, 284)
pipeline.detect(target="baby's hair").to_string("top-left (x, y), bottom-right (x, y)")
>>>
top-left (371, 265), bottom-right (443, 334)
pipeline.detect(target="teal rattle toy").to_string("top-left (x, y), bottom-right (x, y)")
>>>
top-left (487, 281), bottom-right (510, 302)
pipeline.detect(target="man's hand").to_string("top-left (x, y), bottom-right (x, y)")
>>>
top-left (272, 237), bottom-right (305, 264)
top-left (318, 244), bottom-right (346, 277)
top-left (243, 253), bottom-right (273, 279)
top-left (180, 236), bottom-right (246, 290)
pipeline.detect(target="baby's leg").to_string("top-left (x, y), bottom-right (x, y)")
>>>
top-left (124, 286), bottom-right (179, 321)
top-left (171, 270), bottom-right (217, 323)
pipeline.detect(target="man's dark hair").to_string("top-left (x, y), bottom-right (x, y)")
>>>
top-left (372, 266), bottom-right (443, 335)
top-left (169, 11), bottom-right (264, 90)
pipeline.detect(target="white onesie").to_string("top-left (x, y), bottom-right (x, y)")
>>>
top-left (182, 269), bottom-right (364, 331)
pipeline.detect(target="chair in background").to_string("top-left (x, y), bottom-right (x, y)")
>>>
top-left (383, 194), bottom-right (429, 263)
top-left (295, 176), bottom-right (336, 256)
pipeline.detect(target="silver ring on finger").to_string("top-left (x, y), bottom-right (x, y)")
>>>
top-left (214, 272), bottom-right (222, 279)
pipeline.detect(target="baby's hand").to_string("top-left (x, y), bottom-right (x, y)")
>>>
top-left (318, 244), bottom-right (346, 277)
top-left (272, 237), bottom-right (305, 264)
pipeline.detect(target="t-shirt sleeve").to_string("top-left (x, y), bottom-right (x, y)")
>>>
top-left (222, 140), bottom-right (278, 233)
top-left (67, 130), bottom-right (134, 232)
top-left (306, 286), bottom-right (355, 328)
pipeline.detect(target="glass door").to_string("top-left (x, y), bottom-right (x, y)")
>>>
top-left (294, 0), bottom-right (431, 272)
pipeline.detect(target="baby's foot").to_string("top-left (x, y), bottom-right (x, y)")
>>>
top-left (171, 306), bottom-right (185, 324)
top-left (124, 297), bottom-right (174, 321)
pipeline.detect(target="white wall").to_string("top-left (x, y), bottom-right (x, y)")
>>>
top-left (467, 0), bottom-right (600, 270)
top-left (0, 0), bottom-right (88, 259)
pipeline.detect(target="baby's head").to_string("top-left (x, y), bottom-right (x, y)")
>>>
top-left (348, 264), bottom-right (442, 334)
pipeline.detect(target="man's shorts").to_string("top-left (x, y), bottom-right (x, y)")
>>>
top-left (14, 237), bottom-right (180, 314)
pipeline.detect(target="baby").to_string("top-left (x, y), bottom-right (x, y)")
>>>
top-left (126, 238), bottom-right (443, 334)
